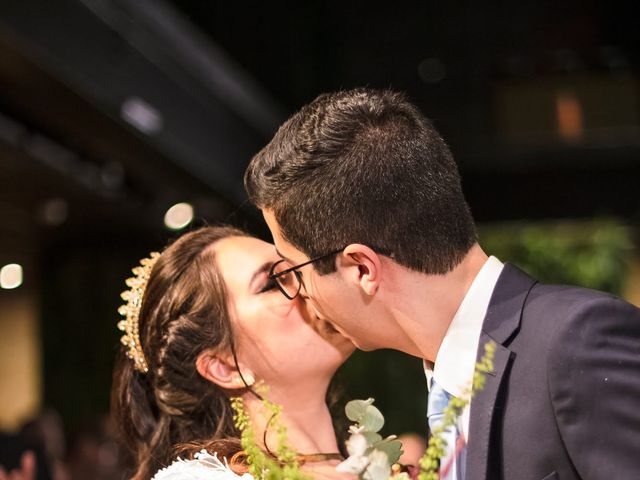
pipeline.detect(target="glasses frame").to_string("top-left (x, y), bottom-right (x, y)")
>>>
top-left (268, 247), bottom-right (346, 300)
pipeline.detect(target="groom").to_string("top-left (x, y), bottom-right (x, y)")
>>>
top-left (244, 88), bottom-right (640, 479)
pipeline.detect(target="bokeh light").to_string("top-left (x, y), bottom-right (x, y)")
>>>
top-left (163, 202), bottom-right (194, 230)
top-left (0, 263), bottom-right (23, 289)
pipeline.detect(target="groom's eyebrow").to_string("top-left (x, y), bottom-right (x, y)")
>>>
top-left (275, 248), bottom-right (293, 263)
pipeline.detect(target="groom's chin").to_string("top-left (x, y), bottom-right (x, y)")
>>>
top-left (351, 341), bottom-right (376, 352)
top-left (330, 329), bottom-right (371, 353)
top-left (310, 313), bottom-right (338, 337)
top-left (308, 314), bottom-right (355, 353)
top-left (342, 333), bottom-right (381, 353)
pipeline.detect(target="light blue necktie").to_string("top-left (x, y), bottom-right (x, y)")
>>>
top-left (427, 378), bottom-right (466, 480)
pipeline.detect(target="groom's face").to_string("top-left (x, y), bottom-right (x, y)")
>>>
top-left (263, 210), bottom-right (373, 348)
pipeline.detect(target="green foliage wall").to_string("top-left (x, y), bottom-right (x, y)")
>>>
top-left (479, 219), bottom-right (633, 295)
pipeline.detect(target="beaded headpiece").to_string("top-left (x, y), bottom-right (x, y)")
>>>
top-left (117, 252), bottom-right (160, 373)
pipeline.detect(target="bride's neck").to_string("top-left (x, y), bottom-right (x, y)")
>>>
top-left (242, 381), bottom-right (340, 455)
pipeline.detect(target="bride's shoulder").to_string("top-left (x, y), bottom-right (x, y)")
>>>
top-left (152, 450), bottom-right (254, 480)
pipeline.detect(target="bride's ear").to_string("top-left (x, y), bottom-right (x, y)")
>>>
top-left (196, 350), bottom-right (255, 390)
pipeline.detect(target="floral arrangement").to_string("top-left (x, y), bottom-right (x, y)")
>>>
top-left (231, 341), bottom-right (496, 480)
top-left (231, 395), bottom-right (309, 480)
top-left (336, 398), bottom-right (404, 480)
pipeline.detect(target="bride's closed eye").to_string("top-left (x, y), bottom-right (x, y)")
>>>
top-left (250, 261), bottom-right (278, 294)
top-left (257, 276), bottom-right (278, 294)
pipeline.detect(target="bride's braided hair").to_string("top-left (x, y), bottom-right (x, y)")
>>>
top-left (111, 226), bottom-right (250, 480)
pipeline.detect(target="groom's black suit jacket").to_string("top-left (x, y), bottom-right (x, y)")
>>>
top-left (464, 263), bottom-right (640, 480)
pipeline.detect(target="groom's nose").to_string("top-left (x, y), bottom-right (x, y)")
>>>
top-left (298, 277), bottom-right (310, 299)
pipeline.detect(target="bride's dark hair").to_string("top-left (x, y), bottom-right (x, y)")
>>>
top-left (110, 226), bottom-right (250, 480)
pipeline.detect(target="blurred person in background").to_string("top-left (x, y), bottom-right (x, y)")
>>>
top-left (0, 409), bottom-right (61, 480)
top-left (64, 419), bottom-right (121, 480)
top-left (20, 409), bottom-right (69, 480)
top-left (0, 448), bottom-right (36, 480)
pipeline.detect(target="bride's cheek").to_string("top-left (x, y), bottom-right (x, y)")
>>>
top-left (263, 297), bottom-right (298, 317)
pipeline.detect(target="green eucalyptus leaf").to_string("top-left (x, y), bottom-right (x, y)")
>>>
top-left (361, 431), bottom-right (383, 445)
top-left (345, 398), bottom-right (375, 423)
top-left (361, 404), bottom-right (385, 432)
top-left (373, 438), bottom-right (403, 465)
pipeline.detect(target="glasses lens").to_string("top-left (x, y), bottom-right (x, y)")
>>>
top-left (271, 261), bottom-right (301, 299)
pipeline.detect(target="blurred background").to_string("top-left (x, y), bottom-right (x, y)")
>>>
top-left (0, 0), bottom-right (638, 477)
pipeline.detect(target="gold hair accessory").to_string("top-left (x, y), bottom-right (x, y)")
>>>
top-left (117, 252), bottom-right (160, 373)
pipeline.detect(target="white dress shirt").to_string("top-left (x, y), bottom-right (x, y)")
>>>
top-left (424, 256), bottom-right (504, 441)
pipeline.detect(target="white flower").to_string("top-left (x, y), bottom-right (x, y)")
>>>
top-left (362, 450), bottom-right (391, 480)
top-left (348, 424), bottom-right (366, 435)
top-left (338, 398), bottom-right (401, 480)
top-left (337, 433), bottom-right (370, 475)
top-left (345, 433), bottom-right (368, 457)
top-left (336, 453), bottom-right (370, 475)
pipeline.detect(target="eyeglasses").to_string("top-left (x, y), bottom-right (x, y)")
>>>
top-left (268, 247), bottom-right (345, 300)
top-left (268, 245), bottom-right (394, 300)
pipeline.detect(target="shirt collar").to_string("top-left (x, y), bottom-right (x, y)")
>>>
top-left (424, 256), bottom-right (504, 398)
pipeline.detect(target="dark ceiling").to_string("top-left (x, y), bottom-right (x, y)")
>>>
top-left (170, 0), bottom-right (640, 222)
top-left (171, 1), bottom-right (639, 133)
top-left (0, 0), bottom-right (639, 264)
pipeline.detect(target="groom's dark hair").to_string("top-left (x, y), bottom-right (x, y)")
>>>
top-left (245, 88), bottom-right (477, 274)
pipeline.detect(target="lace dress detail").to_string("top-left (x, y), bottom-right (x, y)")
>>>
top-left (152, 450), bottom-right (254, 480)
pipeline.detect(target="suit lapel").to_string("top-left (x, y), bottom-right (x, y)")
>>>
top-left (465, 264), bottom-right (538, 480)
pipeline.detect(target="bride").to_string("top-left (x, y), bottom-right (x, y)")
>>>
top-left (110, 226), bottom-right (355, 480)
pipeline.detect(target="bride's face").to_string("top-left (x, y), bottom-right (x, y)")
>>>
top-left (213, 236), bottom-right (354, 387)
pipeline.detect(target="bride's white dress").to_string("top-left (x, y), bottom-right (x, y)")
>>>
top-left (152, 450), bottom-right (254, 480)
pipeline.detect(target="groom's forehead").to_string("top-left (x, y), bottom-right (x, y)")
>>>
top-left (275, 248), bottom-right (293, 263)
top-left (262, 209), bottom-right (309, 262)
top-left (274, 241), bottom-right (310, 265)
top-left (263, 210), bottom-right (289, 253)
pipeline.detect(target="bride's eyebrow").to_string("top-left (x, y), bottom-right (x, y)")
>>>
top-left (249, 262), bottom-right (272, 290)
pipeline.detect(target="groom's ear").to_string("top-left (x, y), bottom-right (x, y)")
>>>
top-left (196, 349), bottom-right (255, 390)
top-left (340, 244), bottom-right (382, 296)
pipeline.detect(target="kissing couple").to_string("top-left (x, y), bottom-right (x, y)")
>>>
top-left (111, 89), bottom-right (640, 480)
